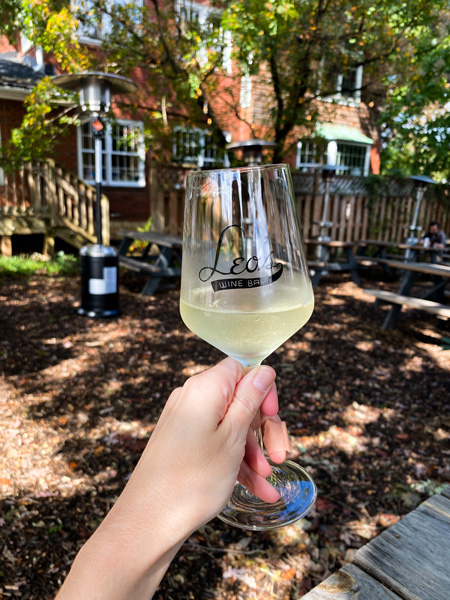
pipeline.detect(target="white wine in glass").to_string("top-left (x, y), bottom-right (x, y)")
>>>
top-left (180, 164), bottom-right (316, 530)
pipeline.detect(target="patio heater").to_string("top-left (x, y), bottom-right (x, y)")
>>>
top-left (52, 72), bottom-right (137, 317)
top-left (315, 164), bottom-right (347, 262)
top-left (406, 175), bottom-right (437, 247)
top-left (226, 138), bottom-right (277, 167)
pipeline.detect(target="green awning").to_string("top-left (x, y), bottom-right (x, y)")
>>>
top-left (316, 122), bottom-right (373, 145)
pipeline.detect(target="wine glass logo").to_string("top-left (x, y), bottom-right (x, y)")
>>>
top-left (198, 224), bottom-right (284, 292)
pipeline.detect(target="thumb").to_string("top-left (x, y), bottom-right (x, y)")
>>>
top-left (224, 366), bottom-right (276, 429)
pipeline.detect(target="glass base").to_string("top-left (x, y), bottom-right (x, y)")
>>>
top-left (218, 460), bottom-right (317, 530)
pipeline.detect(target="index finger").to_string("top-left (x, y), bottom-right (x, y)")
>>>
top-left (260, 381), bottom-right (278, 418)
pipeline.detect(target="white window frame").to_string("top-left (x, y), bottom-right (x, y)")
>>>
top-left (295, 140), bottom-right (327, 171)
top-left (77, 118), bottom-right (146, 187)
top-left (74, 0), bottom-right (143, 45)
top-left (318, 61), bottom-right (363, 107)
top-left (334, 65), bottom-right (363, 105)
top-left (172, 126), bottom-right (223, 167)
top-left (335, 141), bottom-right (371, 176)
top-left (296, 139), bottom-right (371, 176)
top-left (240, 74), bottom-right (252, 108)
top-left (176, 0), bottom-right (232, 73)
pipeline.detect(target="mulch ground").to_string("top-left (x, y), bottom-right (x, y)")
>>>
top-left (1, 268), bottom-right (449, 600)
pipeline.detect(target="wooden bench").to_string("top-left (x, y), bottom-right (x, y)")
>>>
top-left (308, 260), bottom-right (354, 271)
top-left (302, 488), bottom-right (450, 600)
top-left (364, 288), bottom-right (450, 318)
top-left (355, 256), bottom-right (390, 267)
top-left (119, 255), bottom-right (161, 275)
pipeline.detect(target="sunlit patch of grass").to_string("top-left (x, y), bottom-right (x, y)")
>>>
top-left (0, 252), bottom-right (79, 278)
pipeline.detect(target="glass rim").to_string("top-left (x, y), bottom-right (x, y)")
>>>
top-left (186, 163), bottom-right (289, 179)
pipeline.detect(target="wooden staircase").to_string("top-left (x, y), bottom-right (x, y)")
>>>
top-left (0, 160), bottom-right (109, 255)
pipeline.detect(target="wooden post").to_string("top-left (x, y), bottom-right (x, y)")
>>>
top-left (169, 191), bottom-right (179, 235)
top-left (11, 171), bottom-right (18, 215)
top-left (46, 160), bottom-right (58, 227)
top-left (311, 171), bottom-right (322, 239)
top-left (43, 234), bottom-right (55, 257)
top-left (79, 183), bottom-right (87, 231)
top-left (44, 160), bottom-right (57, 257)
top-left (27, 162), bottom-right (37, 212)
top-left (150, 162), bottom-right (165, 233)
top-left (71, 172), bottom-right (80, 227)
top-left (0, 236), bottom-right (12, 256)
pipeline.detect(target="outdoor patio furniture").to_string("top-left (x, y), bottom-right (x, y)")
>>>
top-left (306, 239), bottom-right (360, 286)
top-left (364, 260), bottom-right (450, 330)
top-left (118, 230), bottom-right (182, 295)
top-left (356, 239), bottom-right (444, 266)
top-left (302, 487), bottom-right (450, 600)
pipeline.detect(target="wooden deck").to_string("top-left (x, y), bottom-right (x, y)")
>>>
top-left (302, 487), bottom-right (450, 599)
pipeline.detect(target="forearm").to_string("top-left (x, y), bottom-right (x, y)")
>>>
top-left (56, 530), bottom-right (182, 600)
top-left (55, 479), bottom-right (192, 600)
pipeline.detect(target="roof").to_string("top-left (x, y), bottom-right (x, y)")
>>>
top-left (0, 58), bottom-right (43, 92)
top-left (316, 122), bottom-right (374, 145)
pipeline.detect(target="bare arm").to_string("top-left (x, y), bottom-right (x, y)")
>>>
top-left (56, 360), bottom-right (282, 600)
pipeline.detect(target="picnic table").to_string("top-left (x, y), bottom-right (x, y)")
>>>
top-left (364, 259), bottom-right (450, 330)
top-left (306, 240), bottom-right (360, 286)
top-left (118, 230), bottom-right (182, 296)
top-left (302, 487), bottom-right (450, 600)
top-left (356, 239), bottom-right (445, 266)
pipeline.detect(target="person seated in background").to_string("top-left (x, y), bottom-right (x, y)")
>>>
top-left (421, 221), bottom-right (447, 258)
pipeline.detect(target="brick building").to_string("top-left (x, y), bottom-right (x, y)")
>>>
top-left (0, 1), bottom-right (380, 247)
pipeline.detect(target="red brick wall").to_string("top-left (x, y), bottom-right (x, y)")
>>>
top-left (107, 187), bottom-right (149, 222)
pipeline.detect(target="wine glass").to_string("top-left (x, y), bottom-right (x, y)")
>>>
top-left (180, 164), bottom-right (316, 530)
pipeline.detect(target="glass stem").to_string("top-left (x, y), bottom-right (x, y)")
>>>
top-left (244, 364), bottom-right (266, 455)
top-left (255, 424), bottom-right (265, 453)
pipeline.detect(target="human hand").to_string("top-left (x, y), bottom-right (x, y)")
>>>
top-left (114, 358), bottom-right (283, 536)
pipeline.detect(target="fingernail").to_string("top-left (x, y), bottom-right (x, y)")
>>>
top-left (252, 367), bottom-right (275, 392)
top-left (263, 419), bottom-right (292, 453)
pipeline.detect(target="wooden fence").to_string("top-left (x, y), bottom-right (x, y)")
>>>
top-left (150, 165), bottom-right (450, 244)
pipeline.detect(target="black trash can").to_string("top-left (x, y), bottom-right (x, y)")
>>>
top-left (77, 244), bottom-right (120, 317)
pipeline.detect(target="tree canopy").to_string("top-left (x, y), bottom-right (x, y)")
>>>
top-left (1, 0), bottom-right (450, 178)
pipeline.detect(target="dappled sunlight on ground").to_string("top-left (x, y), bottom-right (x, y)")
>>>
top-left (1, 272), bottom-right (449, 599)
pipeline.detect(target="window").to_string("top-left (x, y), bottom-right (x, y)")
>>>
top-left (335, 65), bottom-right (363, 105)
top-left (319, 60), bottom-right (363, 106)
top-left (78, 120), bottom-right (145, 187)
top-left (74, 0), bottom-right (142, 44)
top-left (172, 127), bottom-right (223, 167)
top-left (296, 140), bottom-right (327, 170)
top-left (296, 139), bottom-right (371, 176)
top-left (75, 0), bottom-right (106, 42)
top-left (335, 142), bottom-right (368, 176)
top-left (176, 0), bottom-right (232, 72)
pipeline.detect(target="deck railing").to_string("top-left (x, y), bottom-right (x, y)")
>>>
top-left (0, 161), bottom-right (109, 246)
